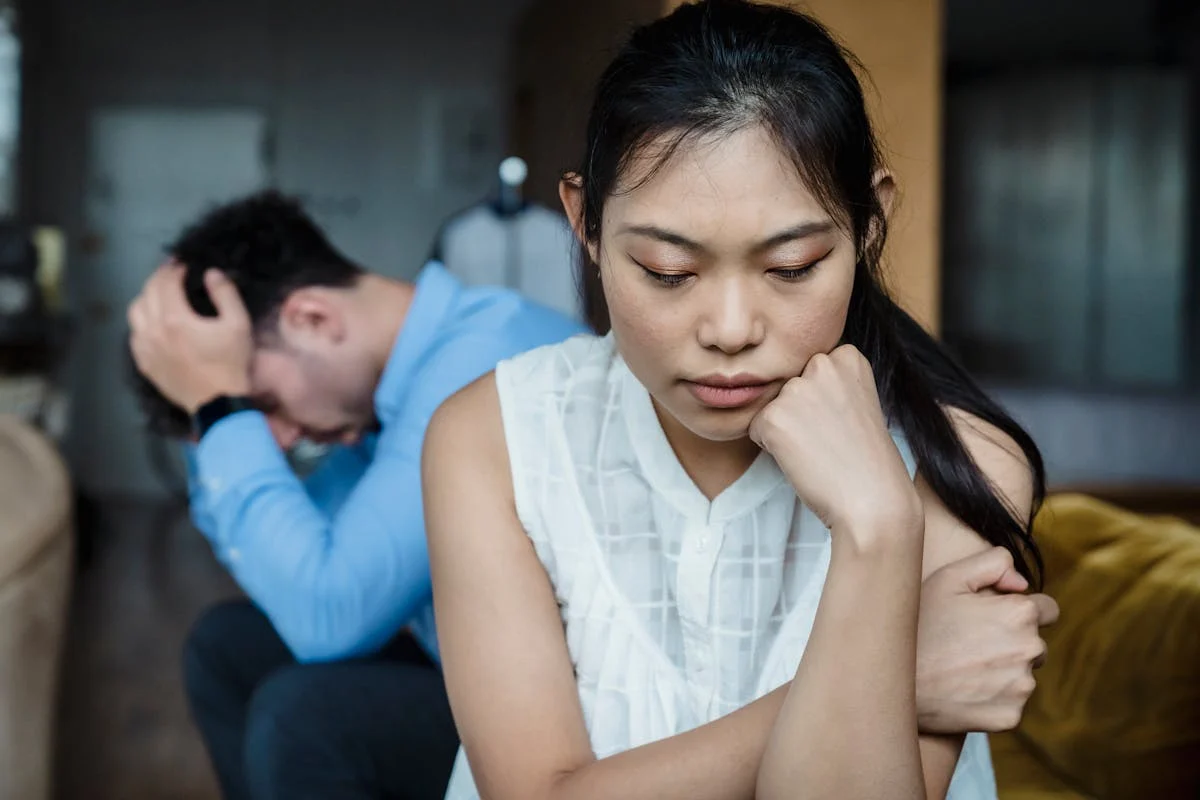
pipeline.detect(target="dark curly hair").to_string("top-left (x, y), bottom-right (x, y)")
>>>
top-left (129, 190), bottom-right (364, 437)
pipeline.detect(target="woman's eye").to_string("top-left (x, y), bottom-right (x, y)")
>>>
top-left (635, 260), bottom-right (692, 287)
top-left (769, 263), bottom-right (818, 281)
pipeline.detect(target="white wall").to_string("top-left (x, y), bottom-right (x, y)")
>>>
top-left (22, 0), bottom-right (531, 496)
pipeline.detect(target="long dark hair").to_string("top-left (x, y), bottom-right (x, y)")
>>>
top-left (572, 0), bottom-right (1044, 584)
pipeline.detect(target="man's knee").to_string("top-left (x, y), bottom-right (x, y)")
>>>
top-left (243, 666), bottom-right (347, 795)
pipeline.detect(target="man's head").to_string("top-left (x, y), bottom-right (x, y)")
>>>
top-left (131, 190), bottom-right (385, 447)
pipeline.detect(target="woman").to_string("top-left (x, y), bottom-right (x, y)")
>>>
top-left (423, 2), bottom-right (1045, 798)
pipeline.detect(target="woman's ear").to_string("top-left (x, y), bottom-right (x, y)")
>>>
top-left (873, 169), bottom-right (896, 219)
top-left (559, 173), bottom-right (600, 265)
top-left (559, 172), bottom-right (586, 242)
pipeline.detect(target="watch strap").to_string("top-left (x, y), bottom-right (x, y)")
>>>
top-left (192, 395), bottom-right (256, 440)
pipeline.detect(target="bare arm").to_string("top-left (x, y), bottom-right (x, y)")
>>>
top-left (756, 491), bottom-right (928, 800)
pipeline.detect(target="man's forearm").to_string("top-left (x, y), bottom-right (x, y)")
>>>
top-left (196, 412), bottom-right (431, 662)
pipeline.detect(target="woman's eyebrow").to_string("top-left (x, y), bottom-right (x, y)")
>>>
top-left (616, 219), bottom-right (836, 255)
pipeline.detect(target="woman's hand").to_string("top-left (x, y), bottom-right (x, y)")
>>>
top-left (748, 344), bottom-right (922, 544)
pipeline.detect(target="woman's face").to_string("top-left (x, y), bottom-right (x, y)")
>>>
top-left (588, 125), bottom-right (859, 443)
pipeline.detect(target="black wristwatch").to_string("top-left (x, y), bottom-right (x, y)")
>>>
top-left (192, 395), bottom-right (257, 440)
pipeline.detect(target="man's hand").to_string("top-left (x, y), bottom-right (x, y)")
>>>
top-left (128, 263), bottom-right (253, 414)
top-left (915, 546), bottom-right (1059, 734)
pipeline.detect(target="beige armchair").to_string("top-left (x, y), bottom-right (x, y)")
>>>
top-left (0, 414), bottom-right (74, 800)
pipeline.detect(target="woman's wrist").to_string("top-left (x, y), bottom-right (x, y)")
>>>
top-left (831, 490), bottom-right (925, 558)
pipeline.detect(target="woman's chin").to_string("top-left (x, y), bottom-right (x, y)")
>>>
top-left (680, 406), bottom-right (758, 443)
top-left (652, 391), bottom-right (760, 445)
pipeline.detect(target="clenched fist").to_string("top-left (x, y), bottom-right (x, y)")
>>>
top-left (748, 345), bottom-right (921, 541)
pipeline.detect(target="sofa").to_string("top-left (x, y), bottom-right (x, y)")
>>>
top-left (992, 488), bottom-right (1200, 800)
top-left (0, 414), bottom-right (75, 800)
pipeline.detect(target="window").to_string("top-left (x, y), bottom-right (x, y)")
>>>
top-left (942, 68), bottom-right (1193, 389)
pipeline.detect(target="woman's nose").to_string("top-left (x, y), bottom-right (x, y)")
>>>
top-left (696, 277), bottom-right (766, 353)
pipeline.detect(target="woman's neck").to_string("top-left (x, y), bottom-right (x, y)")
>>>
top-left (653, 400), bottom-right (761, 501)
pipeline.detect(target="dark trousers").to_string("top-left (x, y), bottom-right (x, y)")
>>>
top-left (182, 600), bottom-right (459, 800)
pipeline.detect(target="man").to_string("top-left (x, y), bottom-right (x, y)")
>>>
top-left (127, 190), bottom-right (585, 800)
top-left (128, 191), bottom-right (1057, 800)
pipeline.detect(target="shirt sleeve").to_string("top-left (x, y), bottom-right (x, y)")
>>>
top-left (185, 444), bottom-right (219, 542)
top-left (190, 334), bottom-right (517, 662)
top-left (184, 440), bottom-right (371, 564)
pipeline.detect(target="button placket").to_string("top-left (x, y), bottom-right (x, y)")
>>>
top-left (677, 519), bottom-right (724, 716)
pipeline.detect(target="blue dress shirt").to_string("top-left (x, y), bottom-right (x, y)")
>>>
top-left (186, 263), bottom-right (585, 663)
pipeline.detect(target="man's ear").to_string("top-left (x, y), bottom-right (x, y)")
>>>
top-left (559, 173), bottom-right (600, 265)
top-left (874, 169), bottom-right (896, 219)
top-left (278, 288), bottom-right (345, 345)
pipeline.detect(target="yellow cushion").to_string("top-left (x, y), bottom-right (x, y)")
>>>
top-left (1013, 493), bottom-right (1200, 799)
top-left (991, 731), bottom-right (1087, 800)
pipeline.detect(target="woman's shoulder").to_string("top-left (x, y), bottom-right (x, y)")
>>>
top-left (423, 369), bottom-right (525, 531)
top-left (942, 407), bottom-right (1033, 505)
top-left (425, 371), bottom-right (504, 469)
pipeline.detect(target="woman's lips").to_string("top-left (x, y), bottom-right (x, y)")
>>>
top-left (684, 378), bottom-right (772, 409)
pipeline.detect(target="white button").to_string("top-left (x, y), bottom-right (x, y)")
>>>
top-left (695, 536), bottom-right (708, 553)
top-left (206, 478), bottom-right (223, 492)
top-left (226, 548), bottom-right (241, 562)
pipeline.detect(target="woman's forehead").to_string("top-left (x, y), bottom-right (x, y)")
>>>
top-left (606, 127), bottom-right (834, 241)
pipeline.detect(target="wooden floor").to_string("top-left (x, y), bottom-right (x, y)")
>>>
top-left (54, 497), bottom-right (239, 800)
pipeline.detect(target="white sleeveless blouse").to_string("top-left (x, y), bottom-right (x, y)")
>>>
top-left (443, 333), bottom-right (997, 800)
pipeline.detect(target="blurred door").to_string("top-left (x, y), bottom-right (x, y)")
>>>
top-left (73, 108), bottom-right (269, 496)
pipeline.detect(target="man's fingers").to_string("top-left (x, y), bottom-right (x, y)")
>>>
top-left (154, 264), bottom-right (195, 319)
top-left (143, 262), bottom-right (187, 320)
top-left (1029, 593), bottom-right (1059, 627)
top-left (937, 546), bottom-right (1026, 594)
top-left (204, 268), bottom-right (243, 319)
